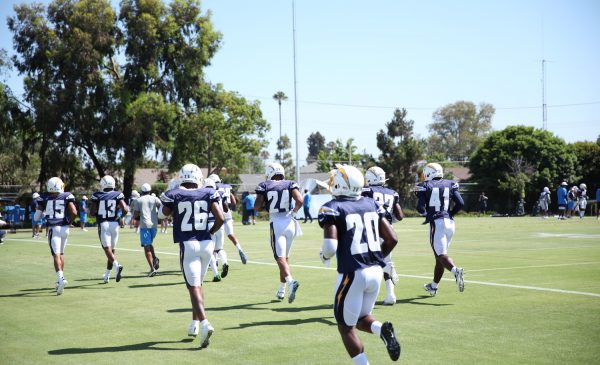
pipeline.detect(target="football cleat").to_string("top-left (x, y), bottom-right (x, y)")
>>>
top-left (212, 274), bottom-right (221, 282)
top-left (221, 263), bottom-right (229, 278)
top-left (276, 288), bottom-right (285, 301)
top-left (288, 280), bottom-right (300, 303)
top-left (380, 321), bottom-right (401, 361)
top-left (115, 265), bottom-right (124, 282)
top-left (239, 250), bottom-right (247, 264)
top-left (103, 272), bottom-right (110, 284)
top-left (56, 281), bottom-right (65, 296)
top-left (199, 322), bottom-right (214, 348)
top-left (423, 283), bottom-right (437, 297)
top-left (188, 321), bottom-right (199, 337)
top-left (383, 294), bottom-right (396, 306)
top-left (153, 257), bottom-right (160, 270)
top-left (148, 270), bottom-right (157, 277)
top-left (454, 267), bottom-right (464, 292)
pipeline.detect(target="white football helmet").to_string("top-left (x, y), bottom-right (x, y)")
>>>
top-left (47, 177), bottom-right (64, 193)
top-left (179, 163), bottom-right (203, 186)
top-left (266, 162), bottom-right (285, 180)
top-left (579, 183), bottom-right (586, 190)
top-left (32, 192), bottom-right (40, 199)
top-left (208, 174), bottom-right (221, 184)
top-left (329, 164), bottom-right (364, 197)
top-left (100, 175), bottom-right (116, 190)
top-left (141, 183), bottom-right (152, 193)
top-left (543, 187), bottom-right (550, 193)
top-left (131, 190), bottom-right (140, 198)
top-left (365, 166), bottom-right (386, 186)
top-left (203, 178), bottom-right (216, 188)
top-left (167, 178), bottom-right (180, 190)
top-left (422, 162), bottom-right (443, 181)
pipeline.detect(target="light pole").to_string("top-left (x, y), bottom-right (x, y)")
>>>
top-left (292, 0), bottom-right (300, 182)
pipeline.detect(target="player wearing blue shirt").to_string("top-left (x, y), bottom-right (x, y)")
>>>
top-left (415, 162), bottom-right (465, 297)
top-left (79, 195), bottom-right (88, 231)
top-left (90, 175), bottom-right (129, 284)
top-left (34, 177), bottom-right (77, 295)
top-left (557, 181), bottom-right (568, 220)
top-left (318, 164), bottom-right (401, 364)
top-left (254, 162), bottom-right (304, 303)
top-left (160, 164), bottom-right (224, 348)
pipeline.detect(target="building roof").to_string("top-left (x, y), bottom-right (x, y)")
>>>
top-left (446, 167), bottom-right (472, 182)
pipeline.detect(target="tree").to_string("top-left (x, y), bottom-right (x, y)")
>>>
top-left (272, 91), bottom-right (288, 162)
top-left (274, 134), bottom-right (295, 180)
top-left (375, 108), bottom-right (424, 200)
top-left (469, 126), bottom-right (577, 213)
top-left (427, 101), bottom-right (494, 161)
top-left (572, 141), bottom-right (600, 193)
top-left (316, 138), bottom-right (362, 172)
top-left (306, 131), bottom-right (326, 163)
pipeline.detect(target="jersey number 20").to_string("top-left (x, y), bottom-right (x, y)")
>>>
top-left (346, 212), bottom-right (381, 255)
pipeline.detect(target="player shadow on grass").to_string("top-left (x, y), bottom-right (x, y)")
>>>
top-left (375, 296), bottom-right (453, 307)
top-left (0, 283), bottom-right (113, 298)
top-left (167, 300), bottom-right (278, 313)
top-left (48, 338), bottom-right (196, 355)
top-left (223, 316), bottom-right (337, 330)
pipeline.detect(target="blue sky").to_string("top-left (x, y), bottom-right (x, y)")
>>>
top-left (2, 0), bottom-right (599, 165)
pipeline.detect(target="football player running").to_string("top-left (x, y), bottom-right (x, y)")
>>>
top-left (204, 178), bottom-right (230, 282)
top-left (254, 162), bottom-right (303, 303)
top-left (159, 164), bottom-right (224, 348)
top-left (35, 177), bottom-right (78, 295)
top-left (208, 173), bottom-right (248, 264)
top-left (90, 175), bottom-right (129, 284)
top-left (415, 163), bottom-right (465, 297)
top-left (318, 164), bottom-right (401, 364)
top-left (361, 166), bottom-right (404, 305)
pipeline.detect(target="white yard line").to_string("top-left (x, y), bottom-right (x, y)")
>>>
top-left (5, 238), bottom-right (600, 298)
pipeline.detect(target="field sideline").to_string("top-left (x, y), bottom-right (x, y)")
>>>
top-left (1, 216), bottom-right (599, 364)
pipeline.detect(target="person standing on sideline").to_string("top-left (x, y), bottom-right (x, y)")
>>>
top-left (566, 186), bottom-right (577, 218)
top-left (133, 183), bottom-right (162, 276)
top-left (129, 190), bottom-right (140, 231)
top-left (318, 164), bottom-right (401, 364)
top-left (478, 192), bottom-right (488, 216)
top-left (596, 186), bottom-right (600, 220)
top-left (209, 174), bottom-right (248, 264)
top-left (577, 183), bottom-right (588, 219)
top-left (90, 175), bottom-right (129, 284)
top-left (254, 162), bottom-right (303, 303)
top-left (79, 195), bottom-right (89, 231)
top-left (34, 177), bottom-right (77, 295)
top-left (243, 192), bottom-right (256, 225)
top-left (538, 187), bottom-right (551, 219)
top-left (557, 181), bottom-right (568, 220)
top-left (361, 166), bottom-right (404, 306)
top-left (30, 192), bottom-right (42, 238)
top-left (302, 189), bottom-right (313, 223)
top-left (159, 163), bottom-right (224, 348)
top-left (415, 162), bottom-right (465, 297)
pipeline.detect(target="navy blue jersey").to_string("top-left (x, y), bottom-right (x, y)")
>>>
top-left (215, 182), bottom-right (233, 205)
top-left (318, 196), bottom-right (387, 274)
top-left (415, 179), bottom-right (464, 223)
top-left (161, 187), bottom-right (220, 243)
top-left (91, 190), bottom-right (125, 223)
top-left (361, 185), bottom-right (400, 223)
top-left (39, 192), bottom-right (76, 227)
top-left (255, 180), bottom-right (299, 214)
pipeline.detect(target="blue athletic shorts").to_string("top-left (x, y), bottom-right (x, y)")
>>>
top-left (80, 213), bottom-right (88, 223)
top-left (140, 228), bottom-right (157, 246)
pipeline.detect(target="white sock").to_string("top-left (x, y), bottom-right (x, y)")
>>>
top-left (431, 281), bottom-right (439, 289)
top-left (285, 275), bottom-right (294, 285)
top-left (113, 260), bottom-right (119, 268)
top-left (218, 250), bottom-right (228, 265)
top-left (210, 255), bottom-right (219, 274)
top-left (451, 266), bottom-right (457, 275)
top-left (237, 243), bottom-right (243, 251)
top-left (370, 321), bottom-right (382, 336)
top-left (385, 279), bottom-right (394, 294)
top-left (200, 319), bottom-right (209, 327)
top-left (279, 282), bottom-right (286, 291)
top-left (57, 271), bottom-right (64, 282)
top-left (192, 319), bottom-right (200, 327)
top-left (352, 352), bottom-right (369, 365)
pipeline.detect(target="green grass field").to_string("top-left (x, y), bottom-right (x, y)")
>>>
top-left (1, 216), bottom-right (599, 364)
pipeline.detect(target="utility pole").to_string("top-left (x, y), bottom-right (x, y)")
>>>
top-left (292, 0), bottom-right (300, 182)
top-left (542, 59), bottom-right (547, 130)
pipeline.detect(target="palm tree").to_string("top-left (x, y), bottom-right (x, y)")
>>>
top-left (272, 91), bottom-right (288, 162)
